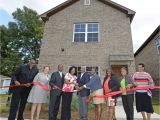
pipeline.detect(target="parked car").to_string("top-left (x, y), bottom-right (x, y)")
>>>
top-left (0, 75), bottom-right (11, 94)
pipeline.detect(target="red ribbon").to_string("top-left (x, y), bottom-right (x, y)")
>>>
top-left (1, 83), bottom-right (160, 99)
top-left (94, 86), bottom-right (160, 98)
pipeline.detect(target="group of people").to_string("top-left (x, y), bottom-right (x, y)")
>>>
top-left (8, 59), bottom-right (155, 120)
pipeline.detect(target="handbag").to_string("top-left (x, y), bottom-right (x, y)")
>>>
top-left (62, 83), bottom-right (72, 92)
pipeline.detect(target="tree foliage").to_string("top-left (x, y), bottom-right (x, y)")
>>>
top-left (0, 6), bottom-right (44, 76)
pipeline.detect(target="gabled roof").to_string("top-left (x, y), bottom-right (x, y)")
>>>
top-left (134, 25), bottom-right (160, 56)
top-left (40, 0), bottom-right (135, 22)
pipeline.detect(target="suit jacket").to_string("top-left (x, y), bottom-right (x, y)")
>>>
top-left (49, 71), bottom-right (64, 96)
top-left (77, 72), bottom-right (90, 97)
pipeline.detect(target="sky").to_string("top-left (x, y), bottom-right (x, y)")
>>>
top-left (0, 0), bottom-right (160, 52)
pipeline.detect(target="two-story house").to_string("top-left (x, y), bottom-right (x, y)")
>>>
top-left (38, 0), bottom-right (136, 79)
top-left (135, 25), bottom-right (160, 86)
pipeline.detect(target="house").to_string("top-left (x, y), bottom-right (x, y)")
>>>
top-left (135, 25), bottom-right (160, 86)
top-left (0, 75), bottom-right (11, 94)
top-left (38, 0), bottom-right (136, 79)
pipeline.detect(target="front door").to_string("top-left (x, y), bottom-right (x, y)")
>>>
top-left (111, 65), bottom-right (128, 79)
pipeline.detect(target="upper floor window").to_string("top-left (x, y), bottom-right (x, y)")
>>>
top-left (156, 36), bottom-right (160, 53)
top-left (84, 0), bottom-right (90, 5)
top-left (73, 23), bottom-right (99, 42)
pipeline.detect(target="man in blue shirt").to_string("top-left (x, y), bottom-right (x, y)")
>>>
top-left (77, 66), bottom-right (90, 120)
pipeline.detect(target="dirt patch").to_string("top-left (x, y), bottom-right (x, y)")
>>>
top-left (0, 106), bottom-right (108, 120)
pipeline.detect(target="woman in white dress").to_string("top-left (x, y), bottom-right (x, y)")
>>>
top-left (27, 66), bottom-right (50, 120)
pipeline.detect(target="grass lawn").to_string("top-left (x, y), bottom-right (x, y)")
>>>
top-left (152, 97), bottom-right (160, 115)
top-left (0, 94), bottom-right (11, 113)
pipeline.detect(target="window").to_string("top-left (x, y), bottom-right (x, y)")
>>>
top-left (84, 0), bottom-right (90, 5)
top-left (156, 36), bottom-right (160, 53)
top-left (73, 23), bottom-right (99, 42)
top-left (68, 66), bottom-right (99, 77)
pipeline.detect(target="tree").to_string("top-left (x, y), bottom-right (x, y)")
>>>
top-left (0, 6), bottom-right (44, 76)
top-left (0, 25), bottom-right (22, 76)
top-left (10, 6), bottom-right (44, 60)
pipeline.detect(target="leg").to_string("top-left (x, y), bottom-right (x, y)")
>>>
top-left (127, 94), bottom-right (134, 120)
top-left (147, 113), bottom-right (151, 120)
top-left (81, 97), bottom-right (88, 120)
top-left (53, 95), bottom-right (61, 118)
top-left (17, 87), bottom-right (31, 120)
top-left (97, 104), bottom-right (102, 120)
top-left (31, 103), bottom-right (38, 120)
top-left (36, 103), bottom-right (42, 120)
top-left (61, 92), bottom-right (73, 120)
top-left (49, 92), bottom-right (59, 120)
top-left (8, 87), bottom-right (21, 120)
top-left (95, 105), bottom-right (98, 120)
top-left (141, 112), bottom-right (147, 120)
top-left (122, 95), bottom-right (133, 120)
top-left (108, 106), bottom-right (114, 120)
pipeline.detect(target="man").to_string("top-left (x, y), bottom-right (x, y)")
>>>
top-left (132, 63), bottom-right (154, 120)
top-left (49, 64), bottom-right (65, 120)
top-left (76, 66), bottom-right (90, 120)
top-left (8, 59), bottom-right (38, 120)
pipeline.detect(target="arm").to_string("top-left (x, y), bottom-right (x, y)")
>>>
top-left (85, 75), bottom-right (97, 89)
top-left (110, 76), bottom-right (120, 92)
top-left (147, 73), bottom-right (154, 86)
top-left (33, 73), bottom-right (39, 82)
top-left (12, 65), bottom-right (22, 85)
top-left (49, 73), bottom-right (56, 87)
top-left (126, 75), bottom-right (137, 88)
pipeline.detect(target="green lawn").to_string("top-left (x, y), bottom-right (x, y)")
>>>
top-left (152, 97), bottom-right (160, 115)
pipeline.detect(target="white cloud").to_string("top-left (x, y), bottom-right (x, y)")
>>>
top-left (0, 0), bottom-right (160, 52)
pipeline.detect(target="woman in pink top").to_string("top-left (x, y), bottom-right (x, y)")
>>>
top-left (61, 66), bottom-right (77, 120)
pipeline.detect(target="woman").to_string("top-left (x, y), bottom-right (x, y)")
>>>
top-left (103, 69), bottom-right (120, 120)
top-left (61, 66), bottom-right (77, 120)
top-left (80, 67), bottom-right (105, 120)
top-left (120, 67), bottom-right (136, 120)
top-left (27, 66), bottom-right (50, 120)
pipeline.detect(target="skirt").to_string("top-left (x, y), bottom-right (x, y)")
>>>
top-left (91, 89), bottom-right (105, 104)
top-left (135, 92), bottom-right (154, 113)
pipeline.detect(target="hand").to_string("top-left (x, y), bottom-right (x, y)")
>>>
top-left (14, 81), bottom-right (20, 86)
top-left (126, 84), bottom-right (133, 89)
top-left (25, 83), bottom-right (31, 87)
top-left (108, 89), bottom-right (111, 92)
top-left (75, 85), bottom-right (81, 91)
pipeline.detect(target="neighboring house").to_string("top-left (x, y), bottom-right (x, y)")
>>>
top-left (135, 25), bottom-right (160, 86)
top-left (0, 75), bottom-right (11, 94)
top-left (39, 0), bottom-right (136, 79)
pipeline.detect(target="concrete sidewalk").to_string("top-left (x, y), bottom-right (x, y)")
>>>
top-left (115, 105), bottom-right (160, 119)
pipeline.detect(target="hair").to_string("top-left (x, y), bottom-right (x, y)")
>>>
top-left (103, 69), bottom-right (114, 83)
top-left (138, 63), bottom-right (145, 68)
top-left (121, 67), bottom-right (128, 73)
top-left (58, 64), bottom-right (63, 68)
top-left (69, 66), bottom-right (77, 75)
top-left (43, 65), bottom-right (50, 70)
top-left (92, 67), bottom-right (97, 72)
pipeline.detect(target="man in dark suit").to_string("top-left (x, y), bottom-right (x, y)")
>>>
top-left (77, 66), bottom-right (90, 120)
top-left (8, 59), bottom-right (38, 120)
top-left (49, 64), bottom-right (65, 120)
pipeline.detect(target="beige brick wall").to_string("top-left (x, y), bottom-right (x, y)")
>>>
top-left (39, 0), bottom-right (135, 79)
top-left (135, 32), bottom-right (160, 85)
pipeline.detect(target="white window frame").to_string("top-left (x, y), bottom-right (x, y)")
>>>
top-left (73, 23), bottom-right (100, 42)
top-left (155, 36), bottom-right (160, 54)
top-left (84, 0), bottom-right (91, 5)
top-left (157, 45), bottom-right (160, 54)
top-left (68, 65), bottom-right (100, 76)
